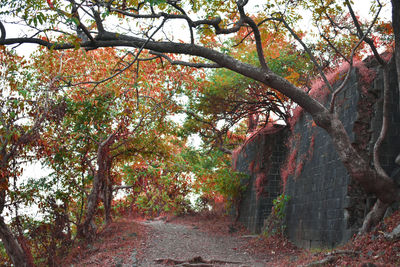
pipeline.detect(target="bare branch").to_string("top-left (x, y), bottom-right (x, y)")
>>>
top-left (274, 14), bottom-right (334, 93)
top-left (345, 0), bottom-right (385, 65)
top-left (373, 62), bottom-right (391, 177)
top-left (0, 21), bottom-right (5, 42)
top-left (149, 51), bottom-right (220, 68)
top-left (237, 1), bottom-right (269, 71)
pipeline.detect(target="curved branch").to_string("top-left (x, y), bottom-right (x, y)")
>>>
top-left (373, 62), bottom-right (391, 177)
top-left (274, 14), bottom-right (334, 93)
top-left (345, 0), bottom-right (385, 65)
top-left (0, 21), bottom-right (5, 42)
top-left (0, 32), bottom-right (328, 121)
top-left (149, 51), bottom-right (220, 68)
top-left (237, 1), bottom-right (269, 70)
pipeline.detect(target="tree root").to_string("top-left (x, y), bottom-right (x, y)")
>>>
top-left (384, 223), bottom-right (400, 240)
top-left (359, 200), bottom-right (390, 235)
top-left (300, 250), bottom-right (360, 267)
top-left (154, 256), bottom-right (245, 266)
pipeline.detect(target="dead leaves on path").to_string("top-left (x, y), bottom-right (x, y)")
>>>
top-left (154, 255), bottom-right (247, 266)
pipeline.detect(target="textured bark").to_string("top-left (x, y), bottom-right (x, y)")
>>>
top-left (1, 1), bottom-right (400, 228)
top-left (373, 64), bottom-right (391, 178)
top-left (103, 158), bottom-right (113, 225)
top-left (6, 30), bottom-right (398, 206)
top-left (359, 200), bottom-right (390, 234)
top-left (392, 0), bottom-right (400, 109)
top-left (325, 115), bottom-right (398, 204)
top-left (78, 134), bottom-right (115, 239)
top-left (0, 216), bottom-right (33, 267)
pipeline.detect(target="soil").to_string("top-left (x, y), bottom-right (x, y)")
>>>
top-left (65, 211), bottom-right (400, 267)
top-left (138, 218), bottom-right (267, 266)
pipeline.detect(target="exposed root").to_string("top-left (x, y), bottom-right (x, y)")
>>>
top-left (384, 223), bottom-right (400, 240)
top-left (154, 256), bottom-right (245, 266)
top-left (300, 250), bottom-right (360, 267)
top-left (359, 200), bottom-right (390, 234)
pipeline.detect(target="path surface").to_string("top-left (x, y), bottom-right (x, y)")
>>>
top-left (137, 219), bottom-right (269, 267)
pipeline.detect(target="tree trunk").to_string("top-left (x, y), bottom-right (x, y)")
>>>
top-left (0, 216), bottom-right (33, 267)
top-left (324, 114), bottom-right (398, 204)
top-left (78, 134), bottom-right (115, 239)
top-left (359, 200), bottom-right (390, 234)
top-left (103, 158), bottom-right (113, 225)
top-left (392, 0), bottom-right (400, 109)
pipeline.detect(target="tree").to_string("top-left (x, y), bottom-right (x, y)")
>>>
top-left (32, 47), bottom-right (195, 239)
top-left (0, 47), bottom-right (64, 266)
top-left (182, 29), bottom-right (312, 151)
top-left (0, 0), bottom-right (399, 250)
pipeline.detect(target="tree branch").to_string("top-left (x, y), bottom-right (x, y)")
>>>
top-left (0, 21), bottom-right (5, 42)
top-left (149, 51), bottom-right (220, 68)
top-left (345, 0), bottom-right (385, 65)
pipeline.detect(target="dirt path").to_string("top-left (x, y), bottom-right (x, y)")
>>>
top-left (137, 219), bottom-right (269, 267)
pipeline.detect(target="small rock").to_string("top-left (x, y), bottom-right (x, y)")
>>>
top-left (128, 232), bottom-right (137, 237)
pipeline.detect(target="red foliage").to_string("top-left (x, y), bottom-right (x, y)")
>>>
top-left (242, 233), bottom-right (300, 266)
top-left (63, 217), bottom-right (148, 266)
top-left (253, 162), bottom-right (261, 173)
top-left (281, 148), bottom-right (298, 190)
top-left (231, 146), bottom-right (243, 170)
top-left (226, 131), bottom-right (246, 142)
top-left (47, 0), bottom-right (54, 9)
top-left (295, 161), bottom-right (304, 178)
top-left (354, 60), bottom-right (377, 94)
top-left (287, 106), bottom-right (304, 131)
top-left (248, 160), bottom-right (255, 173)
top-left (255, 172), bottom-right (267, 199)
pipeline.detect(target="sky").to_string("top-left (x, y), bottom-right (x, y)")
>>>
top-left (1, 0), bottom-right (392, 58)
top-left (1, 0), bottom-right (394, 218)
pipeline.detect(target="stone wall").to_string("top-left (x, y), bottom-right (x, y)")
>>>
top-left (234, 58), bottom-right (400, 248)
top-left (234, 126), bottom-right (288, 233)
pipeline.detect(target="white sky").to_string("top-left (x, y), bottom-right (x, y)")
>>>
top-left (1, 0), bottom-right (394, 217)
top-left (1, 0), bottom-right (392, 58)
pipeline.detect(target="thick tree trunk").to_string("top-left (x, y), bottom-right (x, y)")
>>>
top-left (359, 200), bottom-right (390, 234)
top-left (78, 134), bottom-right (115, 239)
top-left (0, 216), bottom-right (33, 267)
top-left (392, 0), bottom-right (400, 108)
top-left (103, 158), bottom-right (113, 225)
top-left (324, 114), bottom-right (398, 204)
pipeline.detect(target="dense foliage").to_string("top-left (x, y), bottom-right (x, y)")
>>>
top-left (0, 0), bottom-right (399, 265)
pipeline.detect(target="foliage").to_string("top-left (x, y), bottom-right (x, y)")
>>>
top-left (0, 46), bottom-right (198, 262)
top-left (182, 29), bottom-right (313, 148)
top-left (121, 150), bottom-right (192, 216)
top-left (263, 194), bottom-right (291, 237)
top-left (0, 0), bottom-right (398, 265)
top-left (181, 148), bottom-right (248, 212)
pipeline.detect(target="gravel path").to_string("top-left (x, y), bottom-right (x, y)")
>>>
top-left (137, 219), bottom-right (269, 267)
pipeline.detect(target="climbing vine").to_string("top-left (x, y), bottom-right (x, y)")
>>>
top-left (263, 194), bottom-right (291, 237)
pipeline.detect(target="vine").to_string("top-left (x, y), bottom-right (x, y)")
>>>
top-left (263, 194), bottom-right (291, 237)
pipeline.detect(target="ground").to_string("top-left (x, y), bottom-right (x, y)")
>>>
top-left (65, 211), bottom-right (400, 267)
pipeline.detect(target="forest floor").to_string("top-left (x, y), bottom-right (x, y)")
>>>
top-left (65, 211), bottom-right (400, 267)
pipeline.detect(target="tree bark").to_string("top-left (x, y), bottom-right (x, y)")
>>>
top-left (103, 158), bottom-right (113, 225)
top-left (1, 1), bottom-right (400, 227)
top-left (359, 200), bottom-right (390, 234)
top-left (325, 115), bottom-right (398, 204)
top-left (18, 30), bottom-right (399, 206)
top-left (392, 0), bottom-right (400, 109)
top-left (78, 134), bottom-right (115, 239)
top-left (0, 216), bottom-right (33, 267)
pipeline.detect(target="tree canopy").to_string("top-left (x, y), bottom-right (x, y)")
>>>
top-left (0, 0), bottom-right (400, 265)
